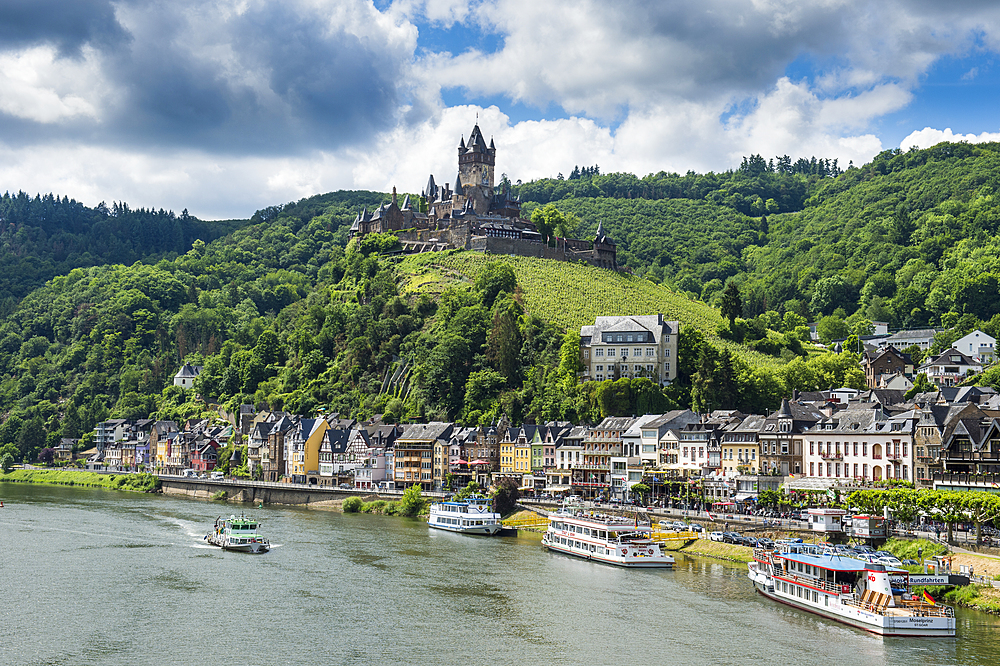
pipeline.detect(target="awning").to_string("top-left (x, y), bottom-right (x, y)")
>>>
top-left (469, 459), bottom-right (490, 465)
top-left (734, 494), bottom-right (757, 502)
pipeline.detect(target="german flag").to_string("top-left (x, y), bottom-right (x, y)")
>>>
top-left (922, 590), bottom-right (935, 605)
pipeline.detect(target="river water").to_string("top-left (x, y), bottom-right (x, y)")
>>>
top-left (2, 483), bottom-right (999, 666)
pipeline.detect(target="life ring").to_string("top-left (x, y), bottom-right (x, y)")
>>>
top-left (621, 548), bottom-right (628, 556)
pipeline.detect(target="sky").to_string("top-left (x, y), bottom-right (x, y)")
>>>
top-left (2, 0), bottom-right (1000, 219)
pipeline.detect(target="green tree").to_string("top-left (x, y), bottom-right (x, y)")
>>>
top-left (491, 477), bottom-right (521, 516)
top-left (397, 483), bottom-right (427, 517)
top-left (816, 315), bottom-right (849, 345)
top-left (905, 373), bottom-right (933, 399)
top-left (474, 261), bottom-right (517, 308)
top-left (630, 483), bottom-right (650, 503)
top-left (719, 281), bottom-right (743, 324)
top-left (486, 295), bottom-right (524, 385)
top-left (1, 451), bottom-right (13, 472)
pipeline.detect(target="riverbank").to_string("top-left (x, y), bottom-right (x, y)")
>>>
top-left (661, 538), bottom-right (753, 562)
top-left (0, 469), bottom-right (160, 492)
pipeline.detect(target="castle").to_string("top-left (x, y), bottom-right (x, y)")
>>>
top-left (350, 123), bottom-right (619, 270)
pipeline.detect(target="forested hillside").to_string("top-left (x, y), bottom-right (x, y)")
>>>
top-left (7, 141), bottom-right (1000, 465)
top-left (0, 192), bottom-right (247, 316)
top-left (508, 143), bottom-right (1000, 365)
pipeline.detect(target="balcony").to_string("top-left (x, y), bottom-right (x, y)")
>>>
top-left (572, 463), bottom-right (609, 470)
top-left (819, 452), bottom-right (843, 460)
top-left (885, 452), bottom-right (903, 460)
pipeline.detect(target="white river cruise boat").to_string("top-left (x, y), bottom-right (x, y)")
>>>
top-left (205, 514), bottom-right (270, 553)
top-left (541, 510), bottom-right (674, 568)
top-left (747, 543), bottom-right (955, 636)
top-left (427, 496), bottom-right (503, 535)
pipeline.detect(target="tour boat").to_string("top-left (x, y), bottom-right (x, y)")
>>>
top-left (541, 510), bottom-right (674, 568)
top-left (205, 514), bottom-right (270, 553)
top-left (747, 543), bottom-right (955, 636)
top-left (427, 496), bottom-right (503, 535)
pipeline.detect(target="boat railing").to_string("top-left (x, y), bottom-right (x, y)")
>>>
top-left (776, 571), bottom-right (850, 596)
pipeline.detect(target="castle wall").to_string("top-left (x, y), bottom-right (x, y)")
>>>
top-left (469, 236), bottom-right (616, 270)
top-left (397, 224), bottom-right (473, 249)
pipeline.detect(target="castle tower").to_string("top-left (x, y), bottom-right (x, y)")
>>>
top-left (456, 123), bottom-right (495, 215)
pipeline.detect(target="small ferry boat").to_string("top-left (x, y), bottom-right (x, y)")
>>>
top-left (205, 514), bottom-right (270, 553)
top-left (541, 510), bottom-right (674, 568)
top-left (427, 496), bottom-right (503, 535)
top-left (747, 543), bottom-right (955, 636)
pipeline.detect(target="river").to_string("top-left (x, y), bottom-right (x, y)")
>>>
top-left (2, 483), bottom-right (999, 666)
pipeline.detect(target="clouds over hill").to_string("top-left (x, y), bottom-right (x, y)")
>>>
top-left (3, 0), bottom-right (1000, 218)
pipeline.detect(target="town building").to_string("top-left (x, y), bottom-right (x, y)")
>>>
top-left (953, 329), bottom-right (996, 364)
top-left (917, 348), bottom-right (983, 387)
top-left (395, 422), bottom-right (453, 490)
top-left (579, 314), bottom-right (680, 385)
top-left (802, 407), bottom-right (915, 484)
top-left (758, 398), bottom-right (824, 477)
top-left (173, 363), bottom-right (202, 388)
top-left (861, 346), bottom-right (913, 389)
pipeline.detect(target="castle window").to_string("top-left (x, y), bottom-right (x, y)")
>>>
top-left (627, 335), bottom-right (633, 342)
top-left (595, 348), bottom-right (604, 357)
top-left (616, 335), bottom-right (623, 342)
top-left (607, 348), bottom-right (616, 357)
top-left (646, 348), bottom-right (655, 356)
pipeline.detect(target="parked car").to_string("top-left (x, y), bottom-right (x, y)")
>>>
top-left (688, 523), bottom-right (704, 532)
top-left (743, 536), bottom-right (760, 548)
top-left (876, 555), bottom-right (903, 568)
top-left (902, 559), bottom-right (919, 566)
top-left (210, 471), bottom-right (224, 480)
top-left (722, 532), bottom-right (743, 544)
top-left (757, 538), bottom-right (774, 549)
top-left (709, 531), bottom-right (725, 542)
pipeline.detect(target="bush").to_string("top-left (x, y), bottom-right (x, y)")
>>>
top-left (342, 496), bottom-right (363, 513)
top-left (396, 484), bottom-right (426, 517)
top-left (360, 499), bottom-right (387, 514)
top-left (883, 537), bottom-right (947, 560)
top-left (211, 491), bottom-right (228, 501)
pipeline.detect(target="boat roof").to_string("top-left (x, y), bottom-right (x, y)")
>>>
top-left (555, 513), bottom-right (650, 530)
top-left (779, 551), bottom-right (906, 574)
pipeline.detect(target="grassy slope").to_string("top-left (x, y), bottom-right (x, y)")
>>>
top-left (396, 250), bottom-right (782, 369)
top-left (0, 469), bottom-right (161, 492)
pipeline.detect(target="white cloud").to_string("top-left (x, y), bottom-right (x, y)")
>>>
top-left (5, 0), bottom-right (1000, 219)
top-left (0, 46), bottom-right (104, 123)
top-left (900, 127), bottom-right (1000, 150)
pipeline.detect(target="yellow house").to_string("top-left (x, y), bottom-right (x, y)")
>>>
top-left (720, 415), bottom-right (764, 476)
top-left (514, 441), bottom-right (532, 474)
top-left (290, 417), bottom-right (329, 483)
